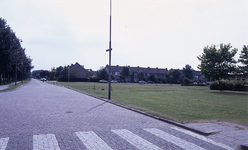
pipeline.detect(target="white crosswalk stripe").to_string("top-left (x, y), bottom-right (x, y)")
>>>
top-left (75, 131), bottom-right (113, 150)
top-left (171, 127), bottom-right (234, 150)
top-left (144, 128), bottom-right (206, 150)
top-left (0, 137), bottom-right (9, 150)
top-left (0, 127), bottom-right (236, 150)
top-left (33, 134), bottom-right (60, 150)
top-left (112, 129), bottom-right (162, 150)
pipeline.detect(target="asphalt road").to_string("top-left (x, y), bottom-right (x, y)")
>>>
top-left (0, 79), bottom-right (235, 149)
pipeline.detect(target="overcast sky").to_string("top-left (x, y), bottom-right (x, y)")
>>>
top-left (1, 0), bottom-right (248, 71)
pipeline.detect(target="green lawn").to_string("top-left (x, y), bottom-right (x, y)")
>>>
top-left (57, 82), bottom-right (248, 126)
top-left (0, 79), bottom-right (30, 92)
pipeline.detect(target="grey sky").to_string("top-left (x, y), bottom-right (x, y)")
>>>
top-left (1, 0), bottom-right (247, 71)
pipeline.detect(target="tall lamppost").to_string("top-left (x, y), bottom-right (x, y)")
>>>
top-left (106, 0), bottom-right (112, 100)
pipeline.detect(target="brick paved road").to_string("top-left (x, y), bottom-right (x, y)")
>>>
top-left (0, 79), bottom-right (241, 149)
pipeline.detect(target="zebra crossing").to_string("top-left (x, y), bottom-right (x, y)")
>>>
top-left (0, 127), bottom-right (234, 150)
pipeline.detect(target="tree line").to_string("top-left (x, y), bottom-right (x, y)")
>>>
top-left (32, 66), bottom-right (68, 80)
top-left (97, 64), bottom-right (195, 84)
top-left (198, 44), bottom-right (248, 81)
top-left (0, 18), bottom-right (33, 85)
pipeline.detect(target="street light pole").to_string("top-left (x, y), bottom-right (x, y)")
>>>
top-left (106, 0), bottom-right (112, 100)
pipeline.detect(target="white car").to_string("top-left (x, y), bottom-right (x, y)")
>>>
top-left (99, 80), bottom-right (108, 83)
top-left (111, 80), bottom-right (118, 83)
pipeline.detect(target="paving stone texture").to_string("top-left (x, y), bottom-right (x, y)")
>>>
top-left (0, 79), bottom-right (247, 150)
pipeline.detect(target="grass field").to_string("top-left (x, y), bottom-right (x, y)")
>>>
top-left (57, 82), bottom-right (248, 126)
top-left (0, 79), bottom-right (30, 92)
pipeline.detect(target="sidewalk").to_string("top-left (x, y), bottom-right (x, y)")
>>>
top-left (0, 84), bottom-right (10, 91)
top-left (185, 120), bottom-right (248, 149)
top-left (0, 82), bottom-right (19, 91)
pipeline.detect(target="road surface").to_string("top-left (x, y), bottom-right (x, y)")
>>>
top-left (0, 79), bottom-right (237, 149)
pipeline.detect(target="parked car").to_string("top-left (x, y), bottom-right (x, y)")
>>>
top-left (99, 80), bottom-right (108, 83)
top-left (40, 78), bottom-right (47, 82)
top-left (139, 81), bottom-right (147, 84)
top-left (147, 81), bottom-right (154, 84)
top-left (111, 80), bottom-right (118, 83)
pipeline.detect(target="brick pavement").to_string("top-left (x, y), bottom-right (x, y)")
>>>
top-left (0, 79), bottom-right (247, 149)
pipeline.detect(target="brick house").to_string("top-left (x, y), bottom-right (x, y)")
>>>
top-left (68, 62), bottom-right (88, 78)
top-left (105, 65), bottom-right (168, 82)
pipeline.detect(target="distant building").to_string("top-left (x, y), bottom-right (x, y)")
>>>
top-left (105, 65), bottom-right (205, 83)
top-left (68, 62), bottom-right (88, 78)
top-left (105, 65), bottom-right (168, 82)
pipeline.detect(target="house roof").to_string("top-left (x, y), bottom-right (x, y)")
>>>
top-left (106, 65), bottom-right (168, 74)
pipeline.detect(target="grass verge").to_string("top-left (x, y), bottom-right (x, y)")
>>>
top-left (58, 82), bottom-right (248, 126)
top-left (0, 79), bottom-right (31, 92)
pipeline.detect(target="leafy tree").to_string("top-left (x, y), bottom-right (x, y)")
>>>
top-left (182, 64), bottom-right (194, 79)
top-left (97, 68), bottom-right (108, 80)
top-left (130, 71), bottom-right (135, 83)
top-left (148, 74), bottom-right (158, 83)
top-left (137, 71), bottom-right (145, 81)
top-left (120, 66), bottom-right (130, 82)
top-left (197, 44), bottom-right (237, 81)
top-left (0, 18), bottom-right (32, 84)
top-left (166, 69), bottom-right (181, 84)
top-left (238, 45), bottom-right (248, 72)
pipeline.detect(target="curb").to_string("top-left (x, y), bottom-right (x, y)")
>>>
top-left (52, 83), bottom-right (213, 136)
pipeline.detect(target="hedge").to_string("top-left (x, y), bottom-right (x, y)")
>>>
top-left (181, 83), bottom-right (206, 86)
top-left (210, 80), bottom-right (247, 91)
top-left (58, 78), bottom-right (100, 82)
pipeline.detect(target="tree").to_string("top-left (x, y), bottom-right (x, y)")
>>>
top-left (0, 18), bottom-right (32, 85)
top-left (120, 66), bottom-right (130, 82)
top-left (197, 44), bottom-right (237, 81)
top-left (130, 71), bottom-right (135, 83)
top-left (238, 45), bottom-right (248, 72)
top-left (137, 71), bottom-right (145, 81)
top-left (97, 68), bottom-right (108, 80)
top-left (148, 74), bottom-right (158, 83)
top-left (182, 64), bottom-right (194, 80)
top-left (166, 69), bottom-right (181, 84)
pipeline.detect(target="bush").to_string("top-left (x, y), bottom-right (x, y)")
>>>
top-left (58, 78), bottom-right (100, 82)
top-left (183, 77), bottom-right (192, 84)
top-left (210, 81), bottom-right (219, 90)
top-left (210, 80), bottom-right (246, 91)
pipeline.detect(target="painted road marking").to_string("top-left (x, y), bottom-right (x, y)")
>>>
top-left (0, 137), bottom-right (9, 150)
top-left (171, 127), bottom-right (234, 150)
top-left (33, 134), bottom-right (60, 150)
top-left (112, 129), bottom-right (162, 150)
top-left (144, 128), bottom-right (206, 150)
top-left (75, 131), bottom-right (113, 150)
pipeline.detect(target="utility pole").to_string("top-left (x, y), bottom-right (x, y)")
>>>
top-left (106, 0), bottom-right (112, 100)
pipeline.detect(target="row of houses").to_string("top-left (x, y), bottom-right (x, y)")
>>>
top-left (67, 62), bottom-right (203, 82)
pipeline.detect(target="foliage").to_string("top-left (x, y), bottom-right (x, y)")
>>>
top-left (120, 66), bottom-right (130, 82)
top-left (148, 74), bottom-right (158, 83)
top-left (182, 64), bottom-right (194, 79)
top-left (197, 44), bottom-right (237, 81)
top-left (166, 69), bottom-right (181, 84)
top-left (130, 71), bottom-right (135, 83)
top-left (0, 18), bottom-right (33, 85)
top-left (97, 68), bottom-right (108, 80)
top-left (210, 80), bottom-right (246, 91)
top-left (137, 71), bottom-right (145, 81)
top-left (238, 45), bottom-right (248, 72)
top-left (58, 77), bottom-right (99, 82)
top-left (183, 77), bottom-right (192, 83)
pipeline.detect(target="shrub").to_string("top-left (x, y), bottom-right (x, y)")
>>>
top-left (210, 81), bottom-right (219, 90)
top-left (58, 78), bottom-right (100, 82)
top-left (210, 80), bottom-right (246, 91)
top-left (183, 77), bottom-right (192, 84)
